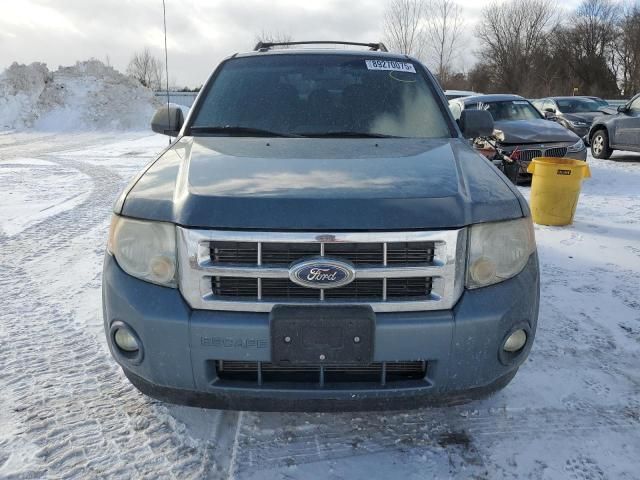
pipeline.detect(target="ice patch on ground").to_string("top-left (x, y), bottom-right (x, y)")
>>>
top-left (0, 60), bottom-right (161, 131)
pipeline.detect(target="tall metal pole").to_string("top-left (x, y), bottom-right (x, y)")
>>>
top-left (162, 0), bottom-right (171, 143)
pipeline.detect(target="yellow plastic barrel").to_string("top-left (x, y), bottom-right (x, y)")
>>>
top-left (526, 157), bottom-right (591, 226)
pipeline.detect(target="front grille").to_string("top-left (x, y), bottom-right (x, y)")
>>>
top-left (545, 146), bottom-right (568, 157)
top-left (517, 149), bottom-right (543, 162)
top-left (513, 147), bottom-right (568, 163)
top-left (213, 360), bottom-right (428, 387)
top-left (179, 229), bottom-right (465, 313)
top-left (212, 277), bottom-right (433, 300)
top-left (210, 241), bottom-right (258, 264)
top-left (210, 241), bottom-right (435, 266)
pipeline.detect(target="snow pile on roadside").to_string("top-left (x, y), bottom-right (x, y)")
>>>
top-left (0, 60), bottom-right (161, 131)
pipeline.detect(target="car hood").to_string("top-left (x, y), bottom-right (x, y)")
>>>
top-left (562, 112), bottom-right (604, 123)
top-left (119, 136), bottom-right (525, 230)
top-left (597, 106), bottom-right (617, 115)
top-left (494, 119), bottom-right (579, 144)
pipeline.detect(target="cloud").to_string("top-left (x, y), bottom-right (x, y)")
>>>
top-left (0, 0), bottom-right (386, 86)
top-left (0, 0), bottom-right (583, 87)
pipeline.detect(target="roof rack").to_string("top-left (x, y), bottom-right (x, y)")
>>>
top-left (253, 41), bottom-right (388, 52)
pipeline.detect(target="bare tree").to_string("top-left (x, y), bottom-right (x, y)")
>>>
top-left (476, 0), bottom-right (558, 94)
top-left (384, 0), bottom-right (427, 58)
top-left (615, 2), bottom-right (640, 95)
top-left (127, 48), bottom-right (163, 90)
top-left (424, 0), bottom-right (464, 86)
top-left (552, 0), bottom-right (620, 96)
top-left (255, 30), bottom-right (293, 48)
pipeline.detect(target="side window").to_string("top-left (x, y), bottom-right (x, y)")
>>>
top-left (448, 101), bottom-right (462, 120)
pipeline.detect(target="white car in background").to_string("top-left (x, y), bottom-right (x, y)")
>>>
top-left (444, 89), bottom-right (481, 100)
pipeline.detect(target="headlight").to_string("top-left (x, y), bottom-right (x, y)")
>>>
top-left (568, 120), bottom-right (588, 128)
top-left (107, 215), bottom-right (177, 287)
top-left (466, 218), bottom-right (536, 289)
top-left (492, 129), bottom-right (505, 142)
top-left (566, 139), bottom-right (585, 152)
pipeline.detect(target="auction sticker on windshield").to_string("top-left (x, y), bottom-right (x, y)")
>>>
top-left (365, 60), bottom-right (416, 73)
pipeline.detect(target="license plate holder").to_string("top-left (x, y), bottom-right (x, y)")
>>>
top-left (270, 305), bottom-right (375, 366)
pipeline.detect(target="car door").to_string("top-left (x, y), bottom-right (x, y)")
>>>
top-left (614, 95), bottom-right (640, 148)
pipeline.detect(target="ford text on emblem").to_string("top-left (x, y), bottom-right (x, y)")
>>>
top-left (289, 258), bottom-right (356, 289)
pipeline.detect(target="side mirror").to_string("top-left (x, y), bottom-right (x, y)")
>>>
top-left (151, 105), bottom-right (184, 136)
top-left (544, 107), bottom-right (555, 113)
top-left (544, 111), bottom-right (556, 120)
top-left (617, 104), bottom-right (629, 114)
top-left (459, 110), bottom-right (494, 139)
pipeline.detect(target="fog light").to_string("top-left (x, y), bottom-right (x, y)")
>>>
top-left (503, 329), bottom-right (527, 352)
top-left (114, 328), bottom-right (139, 352)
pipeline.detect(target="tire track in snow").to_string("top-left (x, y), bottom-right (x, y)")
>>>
top-left (230, 403), bottom-right (639, 476)
top-left (0, 136), bottom-right (236, 479)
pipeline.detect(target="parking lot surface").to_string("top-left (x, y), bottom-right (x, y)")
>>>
top-left (1, 132), bottom-right (639, 479)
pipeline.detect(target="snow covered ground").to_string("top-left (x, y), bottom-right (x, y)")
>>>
top-left (0, 132), bottom-right (639, 479)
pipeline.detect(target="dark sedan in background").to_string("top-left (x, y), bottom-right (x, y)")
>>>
top-left (532, 96), bottom-right (613, 138)
top-left (449, 95), bottom-right (587, 177)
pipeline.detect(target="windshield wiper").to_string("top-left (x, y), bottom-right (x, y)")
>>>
top-left (298, 131), bottom-right (402, 138)
top-left (189, 126), bottom-right (300, 137)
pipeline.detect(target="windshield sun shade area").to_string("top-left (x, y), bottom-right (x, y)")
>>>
top-left (556, 99), bottom-right (602, 113)
top-left (190, 55), bottom-right (451, 138)
top-left (467, 100), bottom-right (542, 122)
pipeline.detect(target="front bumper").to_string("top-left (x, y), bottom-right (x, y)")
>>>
top-left (102, 253), bottom-right (540, 411)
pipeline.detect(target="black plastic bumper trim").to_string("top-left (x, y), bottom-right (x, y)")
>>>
top-left (122, 368), bottom-right (518, 412)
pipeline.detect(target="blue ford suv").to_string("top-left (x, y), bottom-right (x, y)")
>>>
top-left (102, 41), bottom-right (539, 411)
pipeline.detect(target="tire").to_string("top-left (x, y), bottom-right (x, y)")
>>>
top-left (591, 129), bottom-right (613, 159)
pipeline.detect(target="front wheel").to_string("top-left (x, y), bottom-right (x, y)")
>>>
top-left (591, 129), bottom-right (613, 159)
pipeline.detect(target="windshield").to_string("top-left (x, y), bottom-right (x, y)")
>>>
top-left (466, 100), bottom-right (542, 121)
top-left (190, 55), bottom-right (451, 138)
top-left (556, 98), bottom-right (602, 113)
top-left (589, 98), bottom-right (608, 107)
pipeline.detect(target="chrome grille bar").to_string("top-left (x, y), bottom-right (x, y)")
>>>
top-left (192, 263), bottom-right (447, 278)
top-left (320, 242), bottom-right (325, 301)
top-left (178, 228), bottom-right (467, 313)
top-left (257, 242), bottom-right (262, 300)
top-left (382, 242), bottom-right (388, 301)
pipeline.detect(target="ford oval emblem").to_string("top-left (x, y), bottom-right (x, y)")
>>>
top-left (289, 258), bottom-right (355, 289)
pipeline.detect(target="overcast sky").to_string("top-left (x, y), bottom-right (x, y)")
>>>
top-left (1, 0), bottom-right (582, 87)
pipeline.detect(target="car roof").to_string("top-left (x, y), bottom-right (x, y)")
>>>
top-left (546, 96), bottom-right (594, 101)
top-left (233, 48), bottom-right (415, 61)
top-left (445, 90), bottom-right (477, 95)
top-left (456, 94), bottom-right (527, 104)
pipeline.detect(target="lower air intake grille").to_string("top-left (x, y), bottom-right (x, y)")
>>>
top-left (214, 360), bottom-right (428, 387)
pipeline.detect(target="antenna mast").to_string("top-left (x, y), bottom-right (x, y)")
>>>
top-left (162, 0), bottom-right (171, 143)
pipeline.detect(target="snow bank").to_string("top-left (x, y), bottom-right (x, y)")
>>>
top-left (0, 60), bottom-right (161, 131)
